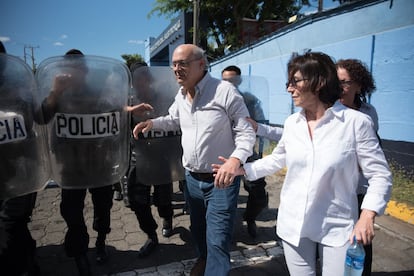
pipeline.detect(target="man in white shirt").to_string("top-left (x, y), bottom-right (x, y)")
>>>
top-left (133, 44), bottom-right (256, 276)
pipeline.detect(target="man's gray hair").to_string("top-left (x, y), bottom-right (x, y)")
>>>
top-left (193, 46), bottom-right (209, 70)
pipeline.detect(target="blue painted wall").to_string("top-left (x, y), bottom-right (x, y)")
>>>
top-left (209, 0), bottom-right (414, 143)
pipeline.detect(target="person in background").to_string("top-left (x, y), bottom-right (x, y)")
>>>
top-left (126, 61), bottom-right (174, 258)
top-left (337, 58), bottom-right (379, 276)
top-left (221, 65), bottom-right (283, 144)
top-left (245, 117), bottom-right (283, 142)
top-left (222, 65), bottom-right (275, 238)
top-left (133, 44), bottom-right (256, 276)
top-left (244, 116), bottom-right (284, 247)
top-left (213, 51), bottom-right (392, 275)
top-left (0, 41), bottom-right (40, 276)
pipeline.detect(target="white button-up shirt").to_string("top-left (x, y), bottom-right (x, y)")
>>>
top-left (244, 101), bottom-right (392, 247)
top-left (256, 123), bottom-right (283, 142)
top-left (357, 101), bottom-right (379, 194)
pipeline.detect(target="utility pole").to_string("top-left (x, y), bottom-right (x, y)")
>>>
top-left (192, 0), bottom-right (199, 45)
top-left (318, 0), bottom-right (323, 12)
top-left (24, 45), bottom-right (39, 73)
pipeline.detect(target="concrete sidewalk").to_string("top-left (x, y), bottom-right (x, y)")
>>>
top-left (28, 173), bottom-right (414, 275)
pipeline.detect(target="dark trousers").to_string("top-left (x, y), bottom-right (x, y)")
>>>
top-left (358, 194), bottom-right (373, 276)
top-left (243, 177), bottom-right (268, 221)
top-left (0, 193), bottom-right (37, 276)
top-left (60, 185), bottom-right (114, 257)
top-left (127, 166), bottom-right (173, 236)
top-left (243, 151), bottom-right (268, 222)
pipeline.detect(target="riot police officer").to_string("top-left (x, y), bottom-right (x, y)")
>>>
top-left (126, 62), bottom-right (177, 258)
top-left (0, 41), bottom-right (46, 276)
top-left (38, 49), bottom-right (130, 275)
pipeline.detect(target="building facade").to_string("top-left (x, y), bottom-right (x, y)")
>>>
top-left (145, 13), bottom-right (193, 66)
top-left (147, 0), bottom-right (414, 171)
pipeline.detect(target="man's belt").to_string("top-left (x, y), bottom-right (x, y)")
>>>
top-left (189, 171), bottom-right (215, 182)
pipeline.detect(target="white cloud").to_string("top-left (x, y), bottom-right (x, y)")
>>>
top-left (60, 34), bottom-right (68, 40)
top-left (54, 42), bottom-right (64, 46)
top-left (0, 36), bottom-right (11, 42)
top-left (128, 39), bottom-right (145, 45)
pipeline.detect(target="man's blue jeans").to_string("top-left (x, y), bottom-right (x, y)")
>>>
top-left (185, 170), bottom-right (240, 276)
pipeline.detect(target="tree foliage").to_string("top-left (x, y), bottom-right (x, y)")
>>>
top-left (121, 53), bottom-right (145, 69)
top-left (149, 0), bottom-right (310, 59)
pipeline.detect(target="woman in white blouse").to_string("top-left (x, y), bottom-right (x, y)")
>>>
top-left (213, 52), bottom-right (392, 275)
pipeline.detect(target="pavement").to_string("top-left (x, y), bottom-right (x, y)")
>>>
top-left (29, 173), bottom-right (414, 276)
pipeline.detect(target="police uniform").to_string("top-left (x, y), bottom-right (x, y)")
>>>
top-left (42, 84), bottom-right (116, 260)
top-left (127, 102), bottom-right (174, 244)
top-left (38, 51), bottom-right (131, 274)
top-left (127, 64), bottom-right (175, 257)
top-left (0, 48), bottom-right (47, 275)
top-left (0, 194), bottom-right (38, 275)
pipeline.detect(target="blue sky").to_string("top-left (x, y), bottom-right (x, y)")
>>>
top-left (0, 0), bottom-right (172, 64)
top-left (0, 0), bottom-right (338, 66)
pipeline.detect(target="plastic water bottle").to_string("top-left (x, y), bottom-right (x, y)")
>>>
top-left (344, 236), bottom-right (365, 276)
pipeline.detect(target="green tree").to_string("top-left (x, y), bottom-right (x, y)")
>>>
top-left (121, 53), bottom-right (145, 69)
top-left (149, 0), bottom-right (309, 59)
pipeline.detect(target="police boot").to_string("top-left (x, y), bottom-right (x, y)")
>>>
top-left (162, 218), bottom-right (173, 238)
top-left (246, 219), bottom-right (257, 238)
top-left (244, 206), bottom-right (259, 238)
top-left (243, 203), bottom-right (261, 238)
top-left (95, 233), bottom-right (108, 264)
top-left (75, 254), bottom-right (92, 276)
top-left (244, 191), bottom-right (268, 238)
top-left (138, 233), bottom-right (158, 258)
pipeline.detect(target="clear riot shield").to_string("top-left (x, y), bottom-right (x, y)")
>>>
top-left (35, 55), bottom-right (130, 189)
top-left (131, 66), bottom-right (184, 185)
top-left (236, 75), bottom-right (270, 159)
top-left (0, 54), bottom-right (50, 200)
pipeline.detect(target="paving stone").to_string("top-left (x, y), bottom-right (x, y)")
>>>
top-left (25, 176), bottom-right (414, 276)
top-left (157, 261), bottom-right (185, 276)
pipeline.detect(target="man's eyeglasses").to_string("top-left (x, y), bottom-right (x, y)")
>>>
top-left (340, 80), bottom-right (354, 87)
top-left (170, 57), bottom-right (202, 69)
top-left (285, 78), bottom-right (308, 89)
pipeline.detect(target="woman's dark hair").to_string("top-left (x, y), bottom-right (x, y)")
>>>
top-left (287, 51), bottom-right (341, 105)
top-left (336, 59), bottom-right (376, 106)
